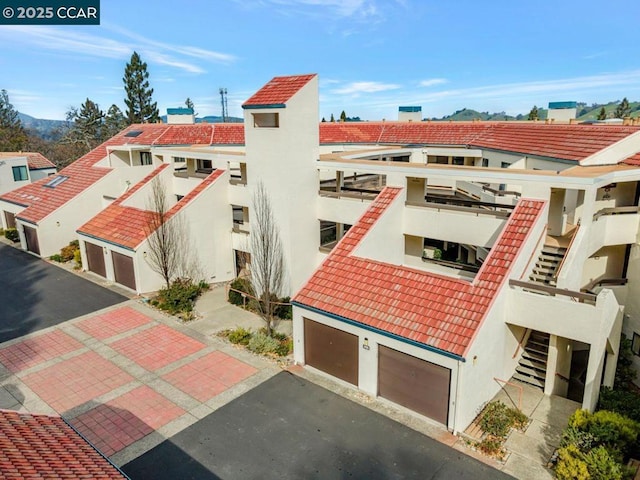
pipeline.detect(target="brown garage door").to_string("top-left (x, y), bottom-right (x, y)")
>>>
top-left (304, 319), bottom-right (358, 385)
top-left (85, 242), bottom-right (106, 278)
top-left (378, 345), bottom-right (450, 425)
top-left (112, 251), bottom-right (136, 291)
top-left (23, 225), bottom-right (40, 255)
top-left (3, 211), bottom-right (16, 229)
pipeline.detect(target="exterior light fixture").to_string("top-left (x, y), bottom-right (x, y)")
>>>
top-left (362, 338), bottom-right (370, 350)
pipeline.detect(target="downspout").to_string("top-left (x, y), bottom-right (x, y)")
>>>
top-left (453, 359), bottom-right (463, 434)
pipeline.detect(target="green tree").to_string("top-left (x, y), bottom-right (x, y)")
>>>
top-left (185, 97), bottom-right (194, 111)
top-left (340, 110), bottom-right (347, 122)
top-left (123, 51), bottom-right (159, 124)
top-left (321, 117), bottom-right (326, 122)
top-left (63, 98), bottom-right (104, 151)
top-left (330, 113), bottom-right (335, 123)
top-left (103, 104), bottom-right (127, 139)
top-left (527, 105), bottom-right (539, 121)
top-left (597, 107), bottom-right (607, 121)
top-left (0, 89), bottom-right (27, 151)
top-left (614, 98), bottom-right (631, 119)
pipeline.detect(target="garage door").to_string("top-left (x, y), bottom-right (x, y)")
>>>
top-left (4, 211), bottom-right (16, 229)
top-left (304, 319), bottom-right (358, 385)
top-left (112, 251), bottom-right (136, 291)
top-left (85, 242), bottom-right (106, 278)
top-left (378, 345), bottom-right (450, 425)
top-left (23, 225), bottom-right (40, 255)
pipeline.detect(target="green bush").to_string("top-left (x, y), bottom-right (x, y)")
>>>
top-left (614, 335), bottom-right (637, 390)
top-left (49, 253), bottom-right (63, 262)
top-left (599, 388), bottom-right (640, 423)
top-left (274, 297), bottom-right (292, 319)
top-left (555, 445), bottom-right (590, 480)
top-left (156, 278), bottom-right (205, 315)
top-left (561, 426), bottom-right (598, 452)
top-left (228, 278), bottom-right (253, 306)
top-left (476, 436), bottom-right (503, 457)
top-left (227, 327), bottom-right (252, 345)
top-left (247, 332), bottom-right (281, 355)
top-left (73, 248), bottom-right (82, 267)
top-left (583, 446), bottom-right (629, 480)
top-left (479, 401), bottom-right (528, 438)
top-left (60, 244), bottom-right (77, 262)
top-left (4, 228), bottom-right (19, 242)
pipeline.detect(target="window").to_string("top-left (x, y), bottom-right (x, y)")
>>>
top-left (44, 175), bottom-right (69, 188)
top-left (196, 159), bottom-right (213, 173)
top-left (140, 152), bottom-right (152, 165)
top-left (501, 162), bottom-right (510, 169)
top-left (252, 112), bottom-right (279, 128)
top-left (12, 166), bottom-right (28, 181)
top-left (173, 156), bottom-right (186, 163)
top-left (125, 130), bottom-right (143, 137)
top-left (632, 332), bottom-right (640, 356)
top-left (481, 158), bottom-right (489, 168)
top-left (452, 156), bottom-right (465, 166)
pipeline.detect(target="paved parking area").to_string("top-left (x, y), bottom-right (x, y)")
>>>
top-left (0, 302), bottom-right (279, 465)
top-left (0, 243), bottom-right (126, 343)
top-left (123, 371), bottom-right (513, 480)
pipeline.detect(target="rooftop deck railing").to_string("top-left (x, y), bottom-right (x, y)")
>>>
top-left (509, 279), bottom-right (597, 305)
top-left (593, 206), bottom-right (640, 221)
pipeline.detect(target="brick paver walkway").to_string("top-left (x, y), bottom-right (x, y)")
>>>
top-left (0, 302), bottom-right (274, 465)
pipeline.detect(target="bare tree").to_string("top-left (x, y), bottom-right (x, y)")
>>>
top-left (144, 176), bottom-right (201, 288)
top-left (249, 182), bottom-right (285, 336)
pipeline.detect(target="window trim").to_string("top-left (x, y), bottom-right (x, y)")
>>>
top-left (140, 151), bottom-right (152, 165)
top-left (12, 165), bottom-right (28, 182)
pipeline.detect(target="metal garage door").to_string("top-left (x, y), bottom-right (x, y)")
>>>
top-left (112, 251), bottom-right (136, 291)
top-left (378, 345), bottom-right (450, 425)
top-left (304, 319), bottom-right (358, 385)
top-left (3, 211), bottom-right (16, 229)
top-left (85, 242), bottom-right (106, 278)
top-left (23, 225), bottom-right (40, 255)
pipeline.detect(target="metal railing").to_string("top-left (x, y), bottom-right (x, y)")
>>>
top-left (582, 277), bottom-right (628, 294)
top-left (509, 279), bottom-right (597, 304)
top-left (318, 190), bottom-right (378, 201)
top-left (593, 206), bottom-right (640, 221)
top-left (405, 200), bottom-right (511, 218)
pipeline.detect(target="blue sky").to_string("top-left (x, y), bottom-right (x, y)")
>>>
top-left (1, 0), bottom-right (640, 121)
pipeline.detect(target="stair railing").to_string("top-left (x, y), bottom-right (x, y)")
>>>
top-left (553, 225), bottom-right (579, 281)
top-left (494, 378), bottom-right (523, 411)
top-left (512, 328), bottom-right (530, 359)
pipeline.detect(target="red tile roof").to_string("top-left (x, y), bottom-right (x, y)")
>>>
top-left (243, 74), bottom-right (316, 108)
top-left (318, 122), bottom-right (640, 162)
top-left (77, 167), bottom-right (225, 250)
top-left (0, 152), bottom-right (56, 170)
top-left (0, 124), bottom-right (244, 224)
top-left (293, 188), bottom-right (545, 358)
top-left (0, 409), bottom-right (127, 479)
top-left (622, 152), bottom-right (640, 166)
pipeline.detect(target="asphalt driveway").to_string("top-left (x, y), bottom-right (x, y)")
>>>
top-left (123, 372), bottom-right (514, 480)
top-left (0, 244), bottom-right (126, 343)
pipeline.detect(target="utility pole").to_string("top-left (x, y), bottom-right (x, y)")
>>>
top-left (219, 87), bottom-right (228, 123)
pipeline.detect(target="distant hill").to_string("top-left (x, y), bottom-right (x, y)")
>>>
top-left (18, 113), bottom-right (66, 141)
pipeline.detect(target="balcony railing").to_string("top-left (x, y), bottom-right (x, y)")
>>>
top-left (593, 206), bottom-right (640, 221)
top-left (509, 279), bottom-right (596, 305)
top-left (230, 175), bottom-right (247, 186)
top-left (405, 196), bottom-right (512, 218)
top-left (582, 277), bottom-right (628, 294)
top-left (232, 222), bottom-right (249, 234)
top-left (318, 189), bottom-right (378, 201)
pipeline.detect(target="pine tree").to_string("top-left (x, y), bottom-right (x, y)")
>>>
top-left (597, 107), bottom-right (607, 121)
top-left (330, 113), bottom-right (335, 123)
top-left (185, 97), bottom-right (194, 111)
top-left (614, 98), bottom-right (631, 119)
top-left (340, 110), bottom-right (347, 122)
top-left (0, 89), bottom-right (27, 151)
top-left (527, 105), bottom-right (539, 121)
top-left (103, 104), bottom-right (127, 139)
top-left (321, 117), bottom-right (326, 123)
top-left (63, 98), bottom-right (104, 151)
top-left (123, 52), bottom-right (159, 124)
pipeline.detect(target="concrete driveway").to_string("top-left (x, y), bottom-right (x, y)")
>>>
top-left (123, 372), bottom-right (514, 480)
top-left (0, 243), bottom-right (126, 343)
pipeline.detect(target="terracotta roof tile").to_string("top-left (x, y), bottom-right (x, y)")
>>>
top-left (622, 152), bottom-right (640, 166)
top-left (243, 74), bottom-right (316, 107)
top-left (78, 167), bottom-right (225, 250)
top-left (0, 152), bottom-right (56, 170)
top-left (0, 409), bottom-right (127, 479)
top-left (294, 188), bottom-right (545, 358)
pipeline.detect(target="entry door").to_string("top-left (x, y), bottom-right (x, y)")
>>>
top-left (112, 251), bottom-right (136, 291)
top-left (378, 345), bottom-right (450, 425)
top-left (23, 225), bottom-right (40, 255)
top-left (85, 242), bottom-right (106, 278)
top-left (304, 319), bottom-right (359, 385)
top-left (3, 211), bottom-right (16, 229)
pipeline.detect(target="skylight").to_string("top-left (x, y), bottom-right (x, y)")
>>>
top-left (44, 175), bottom-right (69, 188)
top-left (125, 130), bottom-right (143, 137)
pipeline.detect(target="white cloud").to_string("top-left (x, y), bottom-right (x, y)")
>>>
top-left (419, 78), bottom-right (448, 88)
top-left (261, 0), bottom-right (377, 18)
top-left (0, 24), bottom-right (236, 74)
top-left (332, 81), bottom-right (401, 95)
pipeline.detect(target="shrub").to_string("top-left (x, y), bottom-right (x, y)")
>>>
top-left (274, 297), bottom-right (292, 320)
top-left (555, 445), bottom-right (590, 480)
top-left (476, 436), bottom-right (504, 457)
top-left (227, 327), bottom-right (252, 345)
top-left (73, 248), bottom-right (82, 268)
top-left (583, 446), bottom-right (628, 480)
top-left (479, 401), bottom-right (527, 438)
top-left (228, 278), bottom-right (253, 306)
top-left (49, 253), bottom-right (63, 262)
top-left (247, 332), bottom-right (281, 355)
top-left (156, 278), bottom-right (205, 315)
top-left (599, 388), bottom-right (640, 423)
top-left (561, 426), bottom-right (598, 452)
top-left (4, 228), bottom-right (19, 242)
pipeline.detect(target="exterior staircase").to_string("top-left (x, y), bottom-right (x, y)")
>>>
top-left (512, 331), bottom-right (550, 389)
top-left (528, 246), bottom-right (567, 287)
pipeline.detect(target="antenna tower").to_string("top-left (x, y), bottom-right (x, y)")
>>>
top-left (219, 87), bottom-right (228, 123)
